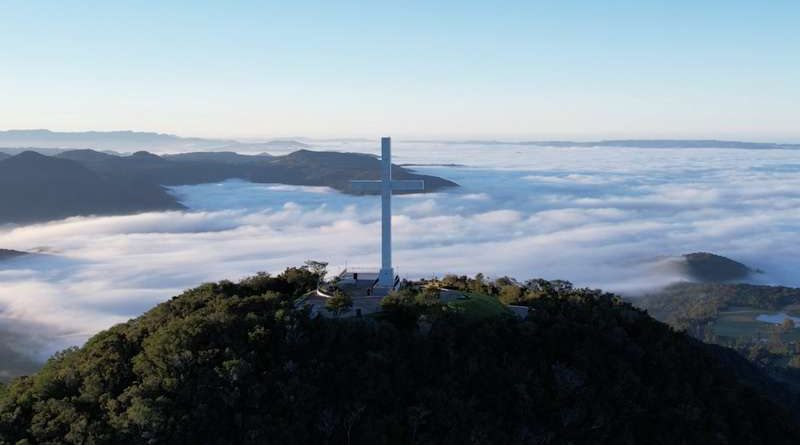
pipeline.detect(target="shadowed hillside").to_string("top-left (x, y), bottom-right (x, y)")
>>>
top-left (681, 252), bottom-right (754, 282)
top-left (2, 267), bottom-right (799, 444)
top-left (0, 151), bottom-right (181, 224)
top-left (0, 250), bottom-right (26, 262)
top-left (0, 149), bottom-right (457, 224)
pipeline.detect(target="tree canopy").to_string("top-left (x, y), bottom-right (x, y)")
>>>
top-left (2, 267), bottom-right (799, 444)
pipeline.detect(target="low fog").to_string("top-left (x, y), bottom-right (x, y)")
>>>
top-left (1, 143), bottom-right (799, 363)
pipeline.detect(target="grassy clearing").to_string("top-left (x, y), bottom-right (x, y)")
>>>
top-left (446, 292), bottom-right (510, 321)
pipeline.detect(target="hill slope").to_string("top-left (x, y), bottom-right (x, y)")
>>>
top-left (1, 268), bottom-right (798, 444)
top-left (0, 151), bottom-right (181, 223)
top-left (0, 250), bottom-right (27, 262)
top-left (0, 149), bottom-right (457, 224)
top-left (681, 252), bottom-right (753, 282)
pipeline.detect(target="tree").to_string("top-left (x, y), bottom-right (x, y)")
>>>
top-left (469, 273), bottom-right (486, 294)
top-left (304, 260), bottom-right (329, 283)
top-left (326, 290), bottom-right (353, 317)
top-left (498, 284), bottom-right (523, 305)
top-left (380, 287), bottom-right (444, 328)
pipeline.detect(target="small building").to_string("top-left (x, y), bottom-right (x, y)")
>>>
top-left (317, 268), bottom-right (399, 298)
top-left (337, 270), bottom-right (380, 288)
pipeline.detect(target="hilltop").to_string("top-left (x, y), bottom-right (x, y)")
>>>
top-left (681, 252), bottom-right (754, 282)
top-left (2, 267), bottom-right (799, 444)
top-left (646, 252), bottom-right (756, 284)
top-left (0, 149), bottom-right (457, 224)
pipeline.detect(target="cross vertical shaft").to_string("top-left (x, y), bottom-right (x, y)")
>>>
top-left (379, 137), bottom-right (393, 287)
top-left (350, 137), bottom-right (425, 289)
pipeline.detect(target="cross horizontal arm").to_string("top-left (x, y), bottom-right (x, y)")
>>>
top-left (391, 180), bottom-right (425, 191)
top-left (350, 180), bottom-right (382, 193)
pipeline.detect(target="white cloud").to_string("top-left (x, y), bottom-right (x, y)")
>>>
top-left (2, 143), bottom-right (800, 360)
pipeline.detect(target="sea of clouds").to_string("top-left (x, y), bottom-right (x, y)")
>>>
top-left (1, 142), bottom-right (799, 360)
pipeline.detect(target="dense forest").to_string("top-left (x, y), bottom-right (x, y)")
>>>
top-left (638, 282), bottom-right (800, 330)
top-left (636, 282), bottom-right (800, 392)
top-left (2, 268), bottom-right (800, 444)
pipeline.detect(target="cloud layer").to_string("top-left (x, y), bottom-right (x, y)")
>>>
top-left (1, 143), bottom-right (799, 361)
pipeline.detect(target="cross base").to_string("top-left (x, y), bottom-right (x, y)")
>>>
top-left (376, 267), bottom-right (396, 289)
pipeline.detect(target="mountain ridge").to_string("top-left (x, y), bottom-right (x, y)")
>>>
top-left (0, 149), bottom-right (457, 224)
top-left (3, 130), bottom-right (799, 152)
top-left (0, 129), bottom-right (310, 152)
top-left (410, 138), bottom-right (800, 149)
top-left (0, 249), bottom-right (27, 262)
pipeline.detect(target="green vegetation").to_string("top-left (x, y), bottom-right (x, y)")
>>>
top-left (712, 308), bottom-right (800, 342)
top-left (325, 289), bottom-right (353, 316)
top-left (635, 282), bottom-right (800, 396)
top-left (638, 282), bottom-right (800, 330)
top-left (446, 292), bottom-right (510, 321)
top-left (2, 268), bottom-right (800, 444)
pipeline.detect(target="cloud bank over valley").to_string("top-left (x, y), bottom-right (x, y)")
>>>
top-left (1, 142), bottom-right (799, 362)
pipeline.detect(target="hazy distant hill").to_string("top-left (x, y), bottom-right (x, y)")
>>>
top-left (529, 139), bottom-right (800, 149)
top-left (0, 249), bottom-right (27, 262)
top-left (0, 129), bottom-right (309, 152)
top-left (162, 151), bottom-right (273, 164)
top-left (4, 131), bottom-right (799, 152)
top-left (0, 151), bottom-right (181, 223)
top-left (680, 252), bottom-right (754, 282)
top-left (0, 149), bottom-right (457, 224)
top-left (214, 140), bottom-right (310, 152)
top-left (427, 139), bottom-right (800, 149)
top-left (646, 252), bottom-right (756, 284)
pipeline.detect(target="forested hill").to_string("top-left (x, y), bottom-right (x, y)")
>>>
top-left (2, 268), bottom-right (799, 444)
top-left (0, 149), bottom-right (457, 224)
top-left (0, 250), bottom-right (27, 262)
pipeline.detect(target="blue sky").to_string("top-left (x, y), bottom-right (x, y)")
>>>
top-left (1, 1), bottom-right (798, 140)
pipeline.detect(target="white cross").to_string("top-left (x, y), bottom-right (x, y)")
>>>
top-left (351, 137), bottom-right (424, 288)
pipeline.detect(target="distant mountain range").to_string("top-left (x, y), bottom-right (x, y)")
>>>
top-left (0, 149), bottom-right (458, 224)
top-left (416, 139), bottom-right (800, 149)
top-left (0, 129), bottom-right (310, 153)
top-left (2, 130), bottom-right (799, 152)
